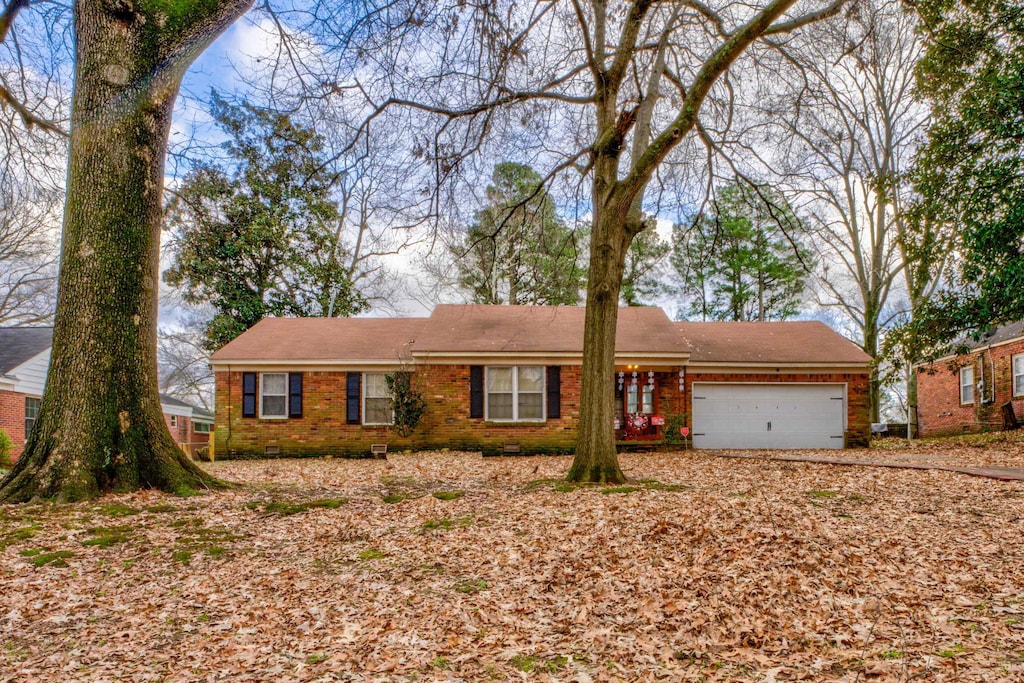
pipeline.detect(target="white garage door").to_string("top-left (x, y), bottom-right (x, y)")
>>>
top-left (692, 383), bottom-right (846, 449)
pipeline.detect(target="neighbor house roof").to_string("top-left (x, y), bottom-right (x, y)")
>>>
top-left (958, 321), bottom-right (1024, 350)
top-left (676, 321), bottom-right (870, 366)
top-left (210, 317), bottom-right (427, 364)
top-left (0, 327), bottom-right (53, 375)
top-left (413, 304), bottom-right (686, 357)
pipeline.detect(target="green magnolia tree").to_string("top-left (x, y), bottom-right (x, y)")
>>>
top-left (905, 0), bottom-right (1024, 338)
top-left (673, 182), bottom-right (812, 321)
top-left (164, 94), bottom-right (366, 351)
top-left (454, 162), bottom-right (585, 306)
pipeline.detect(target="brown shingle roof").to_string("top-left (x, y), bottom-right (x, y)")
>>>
top-left (210, 317), bottom-right (426, 362)
top-left (676, 321), bottom-right (871, 365)
top-left (414, 304), bottom-right (685, 355)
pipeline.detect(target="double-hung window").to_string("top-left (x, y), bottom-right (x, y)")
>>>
top-left (960, 366), bottom-right (974, 404)
top-left (194, 422), bottom-right (212, 434)
top-left (25, 397), bottom-right (40, 439)
top-left (260, 373), bottom-right (288, 418)
top-left (363, 373), bottom-right (393, 425)
top-left (1014, 355), bottom-right (1024, 397)
top-left (486, 366), bottom-right (544, 421)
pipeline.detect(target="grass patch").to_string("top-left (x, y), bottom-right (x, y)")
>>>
top-left (82, 526), bottom-right (132, 547)
top-left (358, 548), bottom-right (385, 561)
top-left (144, 504), bottom-right (178, 514)
top-left (381, 492), bottom-right (421, 504)
top-left (25, 550), bottom-right (74, 568)
top-left (433, 490), bottom-right (463, 501)
top-left (937, 644), bottom-right (965, 658)
top-left (452, 578), bottom-right (488, 594)
top-left (422, 517), bottom-right (472, 532)
top-left (98, 503), bottom-right (139, 517)
top-left (1, 524), bottom-right (39, 549)
top-left (306, 653), bottom-right (328, 665)
top-left (170, 519), bottom-right (240, 565)
top-left (510, 654), bottom-right (565, 673)
top-left (247, 498), bottom-right (346, 515)
top-left (880, 649), bottom-right (903, 660)
top-left (805, 490), bottom-right (839, 499)
top-left (601, 486), bottom-right (640, 495)
top-left (431, 656), bottom-right (450, 670)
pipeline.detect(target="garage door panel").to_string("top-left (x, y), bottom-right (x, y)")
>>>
top-left (692, 383), bottom-right (845, 450)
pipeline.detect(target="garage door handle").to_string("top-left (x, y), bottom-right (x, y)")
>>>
top-left (767, 421), bottom-right (772, 432)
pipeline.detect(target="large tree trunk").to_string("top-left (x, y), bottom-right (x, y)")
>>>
top-left (0, 0), bottom-right (250, 503)
top-left (568, 197), bottom-right (629, 484)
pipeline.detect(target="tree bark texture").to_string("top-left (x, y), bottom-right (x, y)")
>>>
top-left (567, 199), bottom-right (631, 484)
top-left (0, 0), bottom-right (251, 502)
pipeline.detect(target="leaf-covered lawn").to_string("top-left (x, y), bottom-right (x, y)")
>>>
top-left (2, 450), bottom-right (1023, 682)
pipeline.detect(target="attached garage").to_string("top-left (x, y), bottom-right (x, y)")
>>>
top-left (691, 383), bottom-right (847, 449)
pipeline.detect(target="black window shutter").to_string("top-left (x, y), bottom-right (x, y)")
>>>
top-left (288, 373), bottom-right (303, 418)
top-left (242, 372), bottom-right (257, 418)
top-left (547, 366), bottom-right (561, 419)
top-left (470, 366), bottom-right (484, 419)
top-left (346, 372), bottom-right (361, 424)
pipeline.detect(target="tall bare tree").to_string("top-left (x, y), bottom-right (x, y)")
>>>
top-left (762, 0), bottom-right (937, 422)
top-left (0, 174), bottom-right (59, 325)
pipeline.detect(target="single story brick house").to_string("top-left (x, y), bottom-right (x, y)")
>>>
top-left (210, 305), bottom-right (871, 457)
top-left (916, 322), bottom-right (1024, 437)
top-left (0, 327), bottom-right (213, 461)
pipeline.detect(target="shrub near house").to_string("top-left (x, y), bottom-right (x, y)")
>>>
top-left (210, 305), bottom-right (871, 458)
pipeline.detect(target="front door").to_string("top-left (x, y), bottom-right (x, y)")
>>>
top-left (616, 376), bottom-right (658, 439)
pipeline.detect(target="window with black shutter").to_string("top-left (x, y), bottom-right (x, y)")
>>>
top-left (546, 366), bottom-right (561, 419)
top-left (469, 366), bottom-right (484, 418)
top-left (242, 372), bottom-right (257, 418)
top-left (288, 373), bottom-right (303, 418)
top-left (346, 372), bottom-right (361, 424)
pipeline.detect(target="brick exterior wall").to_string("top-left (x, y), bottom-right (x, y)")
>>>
top-left (163, 413), bottom-right (193, 445)
top-left (0, 389), bottom-right (27, 462)
top-left (686, 371), bottom-right (871, 447)
top-left (214, 365), bottom-right (870, 458)
top-left (917, 338), bottom-right (1024, 437)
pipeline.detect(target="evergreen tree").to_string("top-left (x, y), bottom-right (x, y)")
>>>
top-left (453, 162), bottom-right (584, 306)
top-left (906, 0), bottom-right (1024, 339)
top-left (164, 94), bottom-right (366, 351)
top-left (620, 221), bottom-right (671, 306)
top-left (673, 182), bottom-right (812, 321)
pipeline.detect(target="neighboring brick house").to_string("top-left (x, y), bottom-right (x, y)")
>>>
top-left (0, 327), bottom-right (213, 461)
top-left (916, 322), bottom-right (1024, 437)
top-left (210, 305), bottom-right (872, 457)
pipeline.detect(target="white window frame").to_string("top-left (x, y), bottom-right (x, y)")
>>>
top-left (362, 372), bottom-right (394, 425)
top-left (259, 372), bottom-right (289, 419)
top-left (960, 366), bottom-right (974, 405)
top-left (194, 422), bottom-right (212, 434)
top-left (169, 415), bottom-right (178, 428)
top-left (485, 366), bottom-right (546, 422)
top-left (1014, 354), bottom-right (1024, 397)
top-left (24, 397), bottom-right (40, 442)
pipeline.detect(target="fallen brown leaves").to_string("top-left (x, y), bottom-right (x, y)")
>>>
top-left (2, 448), bottom-right (1023, 682)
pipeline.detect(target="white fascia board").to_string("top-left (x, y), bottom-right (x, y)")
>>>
top-left (686, 362), bottom-right (869, 373)
top-left (412, 351), bottom-right (689, 366)
top-left (160, 403), bottom-right (193, 418)
top-left (209, 360), bottom-right (408, 372)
